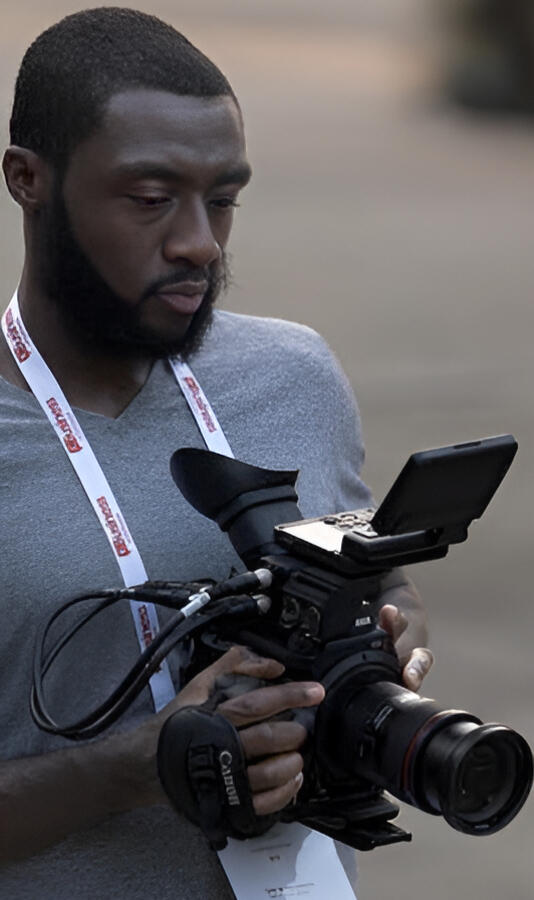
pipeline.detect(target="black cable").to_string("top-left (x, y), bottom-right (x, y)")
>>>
top-left (32, 583), bottom-right (209, 736)
top-left (32, 603), bottom-right (220, 739)
top-left (31, 571), bottom-right (271, 739)
top-left (35, 582), bottom-right (201, 682)
top-left (31, 592), bottom-right (182, 735)
top-left (37, 592), bottom-right (126, 680)
top-left (31, 595), bottom-right (264, 739)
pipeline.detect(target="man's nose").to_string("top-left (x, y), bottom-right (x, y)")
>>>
top-left (162, 198), bottom-right (222, 268)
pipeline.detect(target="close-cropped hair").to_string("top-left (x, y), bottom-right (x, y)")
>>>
top-left (10, 6), bottom-right (236, 171)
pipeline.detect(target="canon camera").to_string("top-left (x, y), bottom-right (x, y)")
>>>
top-left (32, 435), bottom-right (533, 852)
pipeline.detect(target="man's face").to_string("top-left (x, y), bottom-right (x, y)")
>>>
top-left (38, 90), bottom-right (251, 358)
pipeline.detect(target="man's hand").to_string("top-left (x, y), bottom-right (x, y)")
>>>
top-left (0, 647), bottom-right (322, 864)
top-left (164, 646), bottom-right (324, 815)
top-left (379, 603), bottom-right (434, 691)
top-left (378, 569), bottom-right (434, 692)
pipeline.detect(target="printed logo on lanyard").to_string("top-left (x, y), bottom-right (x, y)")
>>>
top-left (169, 357), bottom-right (234, 457)
top-left (46, 397), bottom-right (84, 453)
top-left (4, 306), bottom-right (32, 362)
top-left (183, 374), bottom-right (217, 433)
top-left (96, 496), bottom-right (132, 557)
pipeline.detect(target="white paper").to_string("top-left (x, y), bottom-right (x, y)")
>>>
top-left (218, 823), bottom-right (357, 899)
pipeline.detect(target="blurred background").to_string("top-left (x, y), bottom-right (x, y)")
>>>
top-left (1, 2), bottom-right (532, 898)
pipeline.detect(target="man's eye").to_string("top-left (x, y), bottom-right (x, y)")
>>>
top-left (211, 197), bottom-right (241, 210)
top-left (127, 195), bottom-right (170, 207)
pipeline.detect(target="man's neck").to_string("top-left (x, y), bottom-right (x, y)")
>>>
top-left (0, 280), bottom-right (154, 419)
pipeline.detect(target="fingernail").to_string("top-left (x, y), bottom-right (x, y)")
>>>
top-left (294, 772), bottom-right (304, 789)
top-left (305, 684), bottom-right (324, 701)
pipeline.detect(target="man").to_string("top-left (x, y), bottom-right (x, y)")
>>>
top-left (0, 9), bottom-right (431, 899)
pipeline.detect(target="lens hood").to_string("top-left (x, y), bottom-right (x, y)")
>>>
top-left (436, 723), bottom-right (533, 835)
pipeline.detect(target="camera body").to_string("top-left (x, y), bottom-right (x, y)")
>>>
top-left (185, 545), bottom-right (416, 851)
top-left (163, 435), bottom-right (533, 850)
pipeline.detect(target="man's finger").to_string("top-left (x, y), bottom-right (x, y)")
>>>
top-left (378, 603), bottom-right (408, 644)
top-left (172, 646), bottom-right (284, 708)
top-left (247, 751), bottom-right (303, 793)
top-left (202, 645), bottom-right (285, 681)
top-left (239, 720), bottom-right (308, 759)
top-left (252, 773), bottom-right (304, 816)
top-left (218, 681), bottom-right (324, 727)
top-left (403, 647), bottom-right (435, 691)
top-left (233, 655), bottom-right (286, 680)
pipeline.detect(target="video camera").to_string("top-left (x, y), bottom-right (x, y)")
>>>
top-left (155, 433), bottom-right (532, 850)
top-left (31, 434), bottom-right (533, 852)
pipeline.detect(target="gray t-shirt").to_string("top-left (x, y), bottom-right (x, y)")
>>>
top-left (0, 310), bottom-right (370, 898)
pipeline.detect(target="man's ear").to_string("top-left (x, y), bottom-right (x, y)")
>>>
top-left (2, 146), bottom-right (53, 212)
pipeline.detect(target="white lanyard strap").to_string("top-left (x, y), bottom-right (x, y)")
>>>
top-left (1, 292), bottom-right (174, 711)
top-left (168, 357), bottom-right (234, 458)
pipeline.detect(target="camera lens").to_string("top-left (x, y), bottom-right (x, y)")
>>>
top-left (452, 737), bottom-right (510, 816)
top-left (419, 722), bottom-right (533, 834)
top-left (320, 678), bottom-right (533, 836)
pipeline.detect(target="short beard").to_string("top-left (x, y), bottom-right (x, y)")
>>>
top-left (37, 182), bottom-right (229, 360)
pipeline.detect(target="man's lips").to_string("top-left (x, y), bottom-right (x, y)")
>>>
top-left (155, 281), bottom-right (208, 315)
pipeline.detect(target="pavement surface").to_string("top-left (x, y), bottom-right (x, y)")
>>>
top-left (1, 3), bottom-right (533, 898)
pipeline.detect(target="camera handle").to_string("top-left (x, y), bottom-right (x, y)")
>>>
top-left (158, 705), bottom-right (276, 850)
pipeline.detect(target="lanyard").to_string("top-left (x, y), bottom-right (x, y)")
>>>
top-left (0, 291), bottom-right (232, 710)
top-left (168, 357), bottom-right (234, 458)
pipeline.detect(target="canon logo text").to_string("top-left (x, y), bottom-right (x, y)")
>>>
top-left (219, 750), bottom-right (241, 806)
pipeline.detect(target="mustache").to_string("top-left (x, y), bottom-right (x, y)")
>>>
top-left (142, 261), bottom-right (227, 301)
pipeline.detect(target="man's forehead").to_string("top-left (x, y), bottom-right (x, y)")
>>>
top-left (73, 88), bottom-right (249, 179)
top-left (104, 88), bottom-right (242, 129)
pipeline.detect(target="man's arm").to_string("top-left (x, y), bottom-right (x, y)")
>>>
top-left (0, 725), bottom-right (158, 863)
top-left (0, 648), bottom-right (322, 864)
